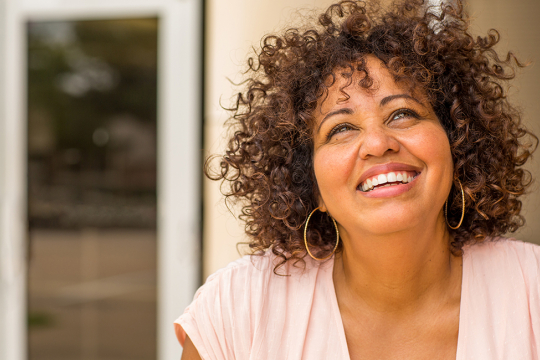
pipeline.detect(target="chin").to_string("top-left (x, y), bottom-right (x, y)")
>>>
top-left (357, 212), bottom-right (424, 236)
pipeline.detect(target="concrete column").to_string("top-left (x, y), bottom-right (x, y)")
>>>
top-left (204, 0), bottom-right (334, 278)
top-left (0, 0), bottom-right (27, 359)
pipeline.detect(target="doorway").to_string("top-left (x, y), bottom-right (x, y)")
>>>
top-left (27, 18), bottom-right (158, 360)
top-left (0, 1), bottom-right (202, 359)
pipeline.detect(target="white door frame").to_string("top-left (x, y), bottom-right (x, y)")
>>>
top-left (0, 0), bottom-right (202, 359)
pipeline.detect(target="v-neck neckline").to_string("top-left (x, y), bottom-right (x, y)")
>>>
top-left (325, 251), bottom-right (468, 360)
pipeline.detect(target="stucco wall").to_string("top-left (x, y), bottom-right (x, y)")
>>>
top-left (0, 1), bottom-right (7, 358)
top-left (466, 0), bottom-right (540, 245)
top-left (204, 0), bottom-right (334, 278)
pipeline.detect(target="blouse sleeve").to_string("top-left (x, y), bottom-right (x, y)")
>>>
top-left (174, 278), bottom-right (225, 360)
top-left (174, 272), bottom-right (232, 360)
top-left (174, 256), bottom-right (260, 360)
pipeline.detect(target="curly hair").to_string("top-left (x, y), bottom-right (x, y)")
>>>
top-left (206, 0), bottom-right (538, 271)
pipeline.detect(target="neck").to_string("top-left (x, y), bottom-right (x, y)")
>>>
top-left (333, 213), bottom-right (461, 316)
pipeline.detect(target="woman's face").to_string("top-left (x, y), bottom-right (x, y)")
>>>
top-left (312, 56), bottom-right (453, 239)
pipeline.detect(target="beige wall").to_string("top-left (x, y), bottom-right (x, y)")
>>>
top-left (466, 0), bottom-right (540, 245)
top-left (204, 0), bottom-right (540, 277)
top-left (204, 0), bottom-right (334, 278)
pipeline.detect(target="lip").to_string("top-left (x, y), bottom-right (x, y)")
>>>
top-left (360, 175), bottom-right (419, 198)
top-left (357, 162), bottom-right (422, 188)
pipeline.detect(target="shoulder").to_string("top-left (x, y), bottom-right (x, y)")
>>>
top-left (173, 253), bottom-right (277, 357)
top-left (174, 250), bottom-right (329, 356)
top-left (196, 250), bottom-right (328, 298)
top-left (195, 250), bottom-right (312, 301)
top-left (464, 236), bottom-right (540, 267)
top-left (180, 251), bottom-right (280, 321)
top-left (463, 236), bottom-right (539, 294)
top-left (459, 239), bottom-right (540, 356)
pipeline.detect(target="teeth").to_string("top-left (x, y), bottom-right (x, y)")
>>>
top-left (360, 170), bottom-right (418, 192)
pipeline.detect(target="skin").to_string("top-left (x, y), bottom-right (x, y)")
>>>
top-left (181, 335), bottom-right (202, 360)
top-left (313, 56), bottom-right (462, 360)
top-left (182, 55), bottom-right (462, 360)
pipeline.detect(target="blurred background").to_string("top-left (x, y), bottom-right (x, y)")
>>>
top-left (0, 0), bottom-right (538, 359)
top-left (27, 19), bottom-right (159, 360)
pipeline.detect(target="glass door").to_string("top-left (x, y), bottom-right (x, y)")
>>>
top-left (27, 18), bottom-right (159, 360)
top-left (0, 1), bottom-right (201, 360)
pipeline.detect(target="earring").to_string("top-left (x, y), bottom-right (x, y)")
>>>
top-left (304, 207), bottom-right (340, 261)
top-left (445, 179), bottom-right (465, 230)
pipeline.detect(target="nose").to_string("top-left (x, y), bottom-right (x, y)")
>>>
top-left (358, 127), bottom-right (400, 159)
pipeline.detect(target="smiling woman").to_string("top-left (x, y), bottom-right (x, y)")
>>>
top-left (176, 0), bottom-right (540, 359)
top-left (313, 57), bottom-right (454, 241)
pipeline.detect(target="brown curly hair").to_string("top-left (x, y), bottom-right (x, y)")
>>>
top-left (206, 0), bottom-right (538, 270)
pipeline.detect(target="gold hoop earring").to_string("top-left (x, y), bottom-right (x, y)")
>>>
top-left (304, 207), bottom-right (340, 261)
top-left (445, 179), bottom-right (465, 230)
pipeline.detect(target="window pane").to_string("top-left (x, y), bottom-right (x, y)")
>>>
top-left (27, 18), bottom-right (158, 360)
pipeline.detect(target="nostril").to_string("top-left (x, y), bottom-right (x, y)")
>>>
top-left (358, 132), bottom-right (401, 159)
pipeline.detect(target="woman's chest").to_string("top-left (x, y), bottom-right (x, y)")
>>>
top-left (341, 305), bottom-right (460, 360)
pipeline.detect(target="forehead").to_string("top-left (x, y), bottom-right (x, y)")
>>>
top-left (317, 56), bottom-right (417, 113)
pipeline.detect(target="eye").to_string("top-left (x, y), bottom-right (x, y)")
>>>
top-left (326, 123), bottom-right (355, 140)
top-left (390, 109), bottom-right (419, 122)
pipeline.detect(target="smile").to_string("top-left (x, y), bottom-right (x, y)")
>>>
top-left (358, 171), bottom-right (419, 192)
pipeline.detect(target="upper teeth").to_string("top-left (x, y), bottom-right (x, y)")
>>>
top-left (360, 171), bottom-right (416, 192)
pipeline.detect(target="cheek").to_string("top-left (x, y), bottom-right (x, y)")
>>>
top-left (313, 145), bottom-right (359, 190)
top-left (408, 126), bottom-right (453, 175)
top-left (429, 130), bottom-right (452, 166)
top-left (425, 132), bottom-right (454, 208)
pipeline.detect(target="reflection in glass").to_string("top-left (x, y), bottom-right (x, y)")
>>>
top-left (27, 18), bottom-right (158, 360)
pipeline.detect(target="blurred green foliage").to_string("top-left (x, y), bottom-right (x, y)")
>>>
top-left (28, 311), bottom-right (56, 328)
top-left (27, 18), bottom-right (158, 157)
top-left (27, 18), bottom-right (158, 228)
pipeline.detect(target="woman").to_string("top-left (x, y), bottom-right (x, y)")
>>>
top-left (176, 0), bottom-right (539, 359)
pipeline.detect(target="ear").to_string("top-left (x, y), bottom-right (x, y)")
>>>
top-left (317, 197), bottom-right (327, 213)
top-left (312, 179), bottom-right (327, 212)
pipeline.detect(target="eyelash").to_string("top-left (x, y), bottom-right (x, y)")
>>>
top-left (326, 123), bottom-right (356, 140)
top-left (392, 108), bottom-right (418, 121)
top-left (325, 108), bottom-right (420, 140)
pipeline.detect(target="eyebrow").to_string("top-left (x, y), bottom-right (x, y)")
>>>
top-left (317, 108), bottom-right (354, 133)
top-left (316, 93), bottom-right (424, 134)
top-left (380, 94), bottom-right (423, 107)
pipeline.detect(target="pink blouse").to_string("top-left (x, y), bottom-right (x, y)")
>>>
top-left (174, 238), bottom-right (540, 359)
